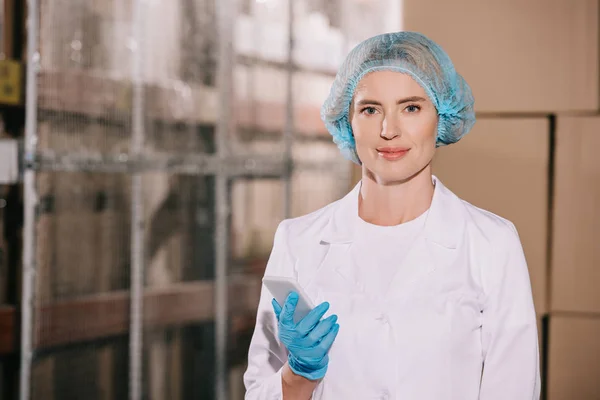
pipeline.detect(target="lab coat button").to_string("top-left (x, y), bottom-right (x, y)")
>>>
top-left (376, 314), bottom-right (389, 324)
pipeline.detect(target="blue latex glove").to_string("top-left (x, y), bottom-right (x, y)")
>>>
top-left (272, 291), bottom-right (340, 381)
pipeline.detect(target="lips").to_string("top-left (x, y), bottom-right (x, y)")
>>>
top-left (377, 147), bottom-right (410, 161)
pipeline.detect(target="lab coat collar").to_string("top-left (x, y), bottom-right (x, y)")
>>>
top-left (320, 175), bottom-right (465, 249)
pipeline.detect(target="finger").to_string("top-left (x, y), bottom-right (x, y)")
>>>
top-left (307, 314), bottom-right (338, 343)
top-left (317, 323), bottom-right (340, 353)
top-left (279, 292), bottom-right (299, 325)
top-left (296, 301), bottom-right (330, 333)
top-left (271, 298), bottom-right (282, 319)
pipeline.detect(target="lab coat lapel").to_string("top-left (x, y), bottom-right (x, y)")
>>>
top-left (312, 182), bottom-right (365, 294)
top-left (314, 177), bottom-right (466, 299)
top-left (385, 176), bottom-right (466, 299)
top-left (329, 242), bottom-right (363, 293)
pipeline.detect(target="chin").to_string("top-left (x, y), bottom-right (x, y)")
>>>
top-left (362, 155), bottom-right (432, 183)
top-left (366, 164), bottom-right (416, 185)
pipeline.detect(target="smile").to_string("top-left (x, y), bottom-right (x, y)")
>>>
top-left (376, 147), bottom-right (410, 161)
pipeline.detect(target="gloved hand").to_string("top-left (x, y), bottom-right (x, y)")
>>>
top-left (272, 292), bottom-right (340, 381)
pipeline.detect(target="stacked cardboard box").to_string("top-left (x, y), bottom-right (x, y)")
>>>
top-left (547, 117), bottom-right (600, 399)
top-left (402, 0), bottom-right (598, 113)
top-left (401, 1), bottom-right (600, 398)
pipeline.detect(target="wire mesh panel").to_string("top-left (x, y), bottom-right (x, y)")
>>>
top-left (229, 177), bottom-right (282, 398)
top-left (28, 0), bottom-right (238, 398)
top-left (35, 171), bottom-right (131, 301)
top-left (22, 0), bottom-right (397, 399)
top-left (290, 0), bottom-right (340, 143)
top-left (37, 0), bottom-right (219, 157)
top-left (31, 171), bottom-right (131, 400)
top-left (232, 0), bottom-right (290, 158)
top-left (37, 0), bottom-right (134, 155)
top-left (141, 173), bottom-right (217, 400)
top-left (142, 0), bottom-right (219, 155)
top-left (31, 337), bottom-right (129, 400)
top-left (289, 0), bottom-right (354, 219)
top-left (291, 141), bottom-right (351, 218)
top-left (230, 177), bottom-right (284, 266)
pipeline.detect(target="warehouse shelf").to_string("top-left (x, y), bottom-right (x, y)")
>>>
top-left (236, 54), bottom-right (337, 78)
top-left (13, 1), bottom-right (396, 399)
top-left (0, 277), bottom-right (260, 353)
top-left (28, 152), bottom-right (345, 177)
top-left (37, 70), bottom-right (329, 136)
top-left (37, 70), bottom-right (218, 125)
top-left (30, 152), bottom-right (288, 177)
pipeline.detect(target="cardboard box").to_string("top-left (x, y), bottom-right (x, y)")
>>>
top-left (432, 118), bottom-right (549, 315)
top-left (551, 117), bottom-right (600, 314)
top-left (547, 316), bottom-right (600, 400)
top-left (402, 0), bottom-right (599, 113)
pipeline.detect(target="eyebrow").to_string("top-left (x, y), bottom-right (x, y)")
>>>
top-left (354, 96), bottom-right (427, 107)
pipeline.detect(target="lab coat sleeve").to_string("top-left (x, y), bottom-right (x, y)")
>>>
top-left (479, 222), bottom-right (541, 399)
top-left (244, 221), bottom-right (293, 399)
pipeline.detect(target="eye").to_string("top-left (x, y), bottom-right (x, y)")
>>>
top-left (360, 106), bottom-right (378, 115)
top-left (405, 104), bottom-right (421, 113)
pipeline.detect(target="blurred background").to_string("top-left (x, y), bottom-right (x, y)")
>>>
top-left (0, 0), bottom-right (597, 399)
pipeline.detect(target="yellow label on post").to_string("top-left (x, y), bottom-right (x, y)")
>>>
top-left (0, 59), bottom-right (23, 105)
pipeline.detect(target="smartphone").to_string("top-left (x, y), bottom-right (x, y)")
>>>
top-left (262, 275), bottom-right (315, 323)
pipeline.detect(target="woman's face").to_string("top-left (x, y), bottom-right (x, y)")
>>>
top-left (350, 71), bottom-right (438, 185)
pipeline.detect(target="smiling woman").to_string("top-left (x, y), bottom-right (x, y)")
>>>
top-left (244, 31), bottom-right (540, 400)
top-left (350, 71), bottom-right (439, 186)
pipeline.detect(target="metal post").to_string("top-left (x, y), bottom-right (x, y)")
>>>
top-left (20, 0), bottom-right (40, 398)
top-left (129, 0), bottom-right (145, 399)
top-left (283, 0), bottom-right (295, 219)
top-left (215, 0), bottom-right (235, 399)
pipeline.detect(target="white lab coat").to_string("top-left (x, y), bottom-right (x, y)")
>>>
top-left (244, 176), bottom-right (540, 399)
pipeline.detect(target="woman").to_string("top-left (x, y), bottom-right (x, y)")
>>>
top-left (244, 31), bottom-right (540, 399)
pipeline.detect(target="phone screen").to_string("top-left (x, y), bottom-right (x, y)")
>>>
top-left (263, 276), bottom-right (315, 323)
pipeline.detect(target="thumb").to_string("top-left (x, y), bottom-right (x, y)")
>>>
top-left (271, 298), bottom-right (282, 319)
top-left (280, 292), bottom-right (299, 325)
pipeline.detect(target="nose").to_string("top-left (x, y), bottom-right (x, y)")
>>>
top-left (380, 115), bottom-right (401, 140)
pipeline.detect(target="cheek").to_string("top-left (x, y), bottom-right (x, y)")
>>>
top-left (405, 115), bottom-right (438, 145)
top-left (351, 118), bottom-right (380, 144)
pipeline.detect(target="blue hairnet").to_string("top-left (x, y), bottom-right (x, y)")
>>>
top-left (321, 31), bottom-right (475, 164)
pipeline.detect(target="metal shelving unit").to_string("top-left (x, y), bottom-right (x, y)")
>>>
top-left (15, 0), bottom-right (398, 399)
